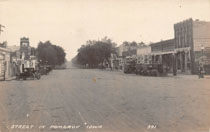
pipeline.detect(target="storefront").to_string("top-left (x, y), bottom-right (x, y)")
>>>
top-left (0, 47), bottom-right (12, 80)
top-left (150, 39), bottom-right (175, 73)
top-left (151, 51), bottom-right (175, 72)
top-left (174, 47), bottom-right (192, 73)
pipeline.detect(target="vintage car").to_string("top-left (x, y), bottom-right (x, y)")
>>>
top-left (123, 56), bottom-right (137, 74)
top-left (39, 65), bottom-right (52, 75)
top-left (16, 68), bottom-right (41, 80)
top-left (135, 63), bottom-right (168, 76)
top-left (123, 61), bottom-right (136, 74)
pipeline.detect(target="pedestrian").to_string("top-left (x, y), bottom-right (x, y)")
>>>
top-left (198, 63), bottom-right (205, 78)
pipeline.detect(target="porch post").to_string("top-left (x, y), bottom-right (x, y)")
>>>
top-left (180, 51), bottom-right (184, 72)
top-left (172, 53), bottom-right (177, 76)
top-left (184, 51), bottom-right (188, 72)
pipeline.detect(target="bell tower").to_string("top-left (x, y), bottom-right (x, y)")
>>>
top-left (20, 37), bottom-right (31, 60)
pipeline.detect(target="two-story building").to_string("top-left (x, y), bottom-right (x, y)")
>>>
top-left (174, 18), bottom-right (210, 74)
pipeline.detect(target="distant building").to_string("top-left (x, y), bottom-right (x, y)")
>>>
top-left (116, 42), bottom-right (143, 57)
top-left (137, 46), bottom-right (151, 55)
top-left (8, 45), bottom-right (21, 61)
top-left (137, 46), bottom-right (152, 64)
top-left (122, 49), bottom-right (137, 57)
top-left (117, 43), bottom-right (129, 57)
top-left (115, 42), bottom-right (142, 70)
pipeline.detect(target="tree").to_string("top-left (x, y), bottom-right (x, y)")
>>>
top-left (36, 41), bottom-right (66, 67)
top-left (130, 41), bottom-right (137, 46)
top-left (122, 41), bottom-right (129, 46)
top-left (74, 37), bottom-right (116, 68)
top-left (53, 45), bottom-right (66, 65)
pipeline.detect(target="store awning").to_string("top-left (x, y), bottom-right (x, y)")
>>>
top-left (151, 51), bottom-right (175, 55)
top-left (174, 47), bottom-right (191, 53)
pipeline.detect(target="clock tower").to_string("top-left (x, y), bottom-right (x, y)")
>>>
top-left (20, 37), bottom-right (31, 60)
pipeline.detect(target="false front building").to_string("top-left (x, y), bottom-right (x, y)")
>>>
top-left (150, 39), bottom-right (175, 73)
top-left (174, 18), bottom-right (210, 74)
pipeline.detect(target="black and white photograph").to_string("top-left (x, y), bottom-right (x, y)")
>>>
top-left (0, 0), bottom-right (210, 131)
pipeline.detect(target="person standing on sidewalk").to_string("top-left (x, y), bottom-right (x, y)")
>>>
top-left (198, 63), bottom-right (205, 78)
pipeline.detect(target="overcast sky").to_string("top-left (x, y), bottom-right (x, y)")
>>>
top-left (0, 0), bottom-right (210, 60)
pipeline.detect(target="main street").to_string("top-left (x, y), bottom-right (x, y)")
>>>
top-left (0, 68), bottom-right (209, 132)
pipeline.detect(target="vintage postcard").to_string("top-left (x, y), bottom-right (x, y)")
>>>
top-left (0, 0), bottom-right (210, 131)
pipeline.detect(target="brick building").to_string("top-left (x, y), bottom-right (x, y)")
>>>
top-left (174, 18), bottom-right (210, 74)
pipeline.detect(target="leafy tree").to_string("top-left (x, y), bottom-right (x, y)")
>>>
top-left (122, 41), bottom-right (129, 46)
top-left (37, 41), bottom-right (66, 67)
top-left (74, 37), bottom-right (116, 68)
top-left (53, 45), bottom-right (66, 65)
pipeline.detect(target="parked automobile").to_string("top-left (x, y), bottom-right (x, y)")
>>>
top-left (123, 56), bottom-right (136, 74)
top-left (136, 63), bottom-right (168, 76)
top-left (39, 65), bottom-right (52, 75)
top-left (16, 68), bottom-right (41, 80)
top-left (123, 55), bottom-right (168, 76)
top-left (124, 61), bottom-right (136, 74)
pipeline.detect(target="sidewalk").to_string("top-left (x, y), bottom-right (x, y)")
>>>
top-left (6, 76), bottom-right (16, 81)
top-left (101, 69), bottom-right (210, 80)
top-left (96, 67), bottom-right (119, 71)
top-left (0, 76), bottom-right (16, 81)
top-left (167, 72), bottom-right (210, 80)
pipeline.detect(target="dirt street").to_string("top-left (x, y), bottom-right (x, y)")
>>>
top-left (0, 68), bottom-right (210, 132)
